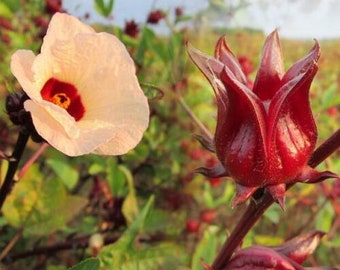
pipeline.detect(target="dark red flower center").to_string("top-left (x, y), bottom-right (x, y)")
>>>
top-left (40, 78), bottom-right (85, 121)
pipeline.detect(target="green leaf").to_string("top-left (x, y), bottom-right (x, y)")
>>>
top-left (315, 201), bottom-right (334, 232)
top-left (0, 0), bottom-right (21, 13)
top-left (120, 165), bottom-right (139, 225)
top-left (94, 0), bottom-right (115, 17)
top-left (113, 243), bottom-right (186, 270)
top-left (3, 165), bottom-right (87, 236)
top-left (191, 227), bottom-right (219, 270)
top-left (135, 26), bottom-right (155, 65)
top-left (321, 83), bottom-right (340, 109)
top-left (0, 2), bottom-right (13, 17)
top-left (68, 258), bottom-right (100, 270)
top-left (106, 158), bottom-right (126, 197)
top-left (144, 209), bottom-right (186, 236)
top-left (263, 203), bottom-right (281, 224)
top-left (98, 196), bottom-right (154, 267)
top-left (46, 158), bottom-right (79, 190)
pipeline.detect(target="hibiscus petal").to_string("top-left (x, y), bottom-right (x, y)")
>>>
top-left (24, 100), bottom-right (81, 152)
top-left (40, 12), bottom-right (94, 55)
top-left (10, 50), bottom-right (41, 100)
top-left (25, 100), bottom-right (121, 156)
top-left (252, 30), bottom-right (285, 100)
top-left (92, 121), bottom-right (148, 155)
top-left (214, 36), bottom-right (248, 84)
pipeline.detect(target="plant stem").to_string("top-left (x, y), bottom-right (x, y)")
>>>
top-left (2, 234), bottom-right (118, 262)
top-left (309, 128), bottom-right (340, 168)
top-left (177, 96), bottom-right (213, 141)
top-left (211, 193), bottom-right (274, 270)
top-left (0, 132), bottom-right (29, 211)
top-left (18, 142), bottom-right (48, 179)
top-left (211, 128), bottom-right (340, 270)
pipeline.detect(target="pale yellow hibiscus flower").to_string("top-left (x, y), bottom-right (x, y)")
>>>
top-left (10, 13), bottom-right (149, 156)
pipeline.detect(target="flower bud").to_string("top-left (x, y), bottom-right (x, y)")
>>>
top-left (6, 92), bottom-right (44, 142)
top-left (188, 30), bottom-right (338, 207)
top-left (225, 230), bottom-right (326, 269)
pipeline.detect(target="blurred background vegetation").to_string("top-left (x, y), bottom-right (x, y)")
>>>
top-left (0, 0), bottom-right (339, 269)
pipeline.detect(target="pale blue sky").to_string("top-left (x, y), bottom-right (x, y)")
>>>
top-left (63, 0), bottom-right (340, 40)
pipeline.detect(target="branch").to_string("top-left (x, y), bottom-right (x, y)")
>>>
top-left (0, 132), bottom-right (30, 210)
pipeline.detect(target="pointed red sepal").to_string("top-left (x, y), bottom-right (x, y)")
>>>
top-left (225, 231), bottom-right (326, 269)
top-left (296, 166), bottom-right (339, 184)
top-left (266, 184), bottom-right (286, 210)
top-left (281, 40), bottom-right (320, 85)
top-left (273, 230), bottom-right (326, 264)
top-left (214, 36), bottom-right (248, 84)
top-left (225, 246), bottom-right (296, 270)
top-left (253, 30), bottom-right (285, 100)
top-left (194, 162), bottom-right (229, 178)
top-left (194, 134), bottom-right (215, 152)
top-left (231, 184), bottom-right (257, 207)
top-left (187, 42), bottom-right (225, 94)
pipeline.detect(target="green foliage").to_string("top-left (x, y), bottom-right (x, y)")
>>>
top-left (0, 2), bottom-right (13, 18)
top-left (3, 165), bottom-right (87, 236)
top-left (69, 258), bottom-right (100, 270)
top-left (98, 196), bottom-right (186, 269)
top-left (94, 0), bottom-right (115, 17)
top-left (315, 201), bottom-right (334, 232)
top-left (46, 158), bottom-right (79, 190)
top-left (191, 227), bottom-right (219, 270)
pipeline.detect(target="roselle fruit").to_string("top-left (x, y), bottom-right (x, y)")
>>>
top-left (188, 30), bottom-right (337, 207)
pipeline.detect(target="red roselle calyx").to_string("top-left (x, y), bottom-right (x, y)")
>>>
top-left (224, 230), bottom-right (326, 269)
top-left (188, 30), bottom-right (337, 207)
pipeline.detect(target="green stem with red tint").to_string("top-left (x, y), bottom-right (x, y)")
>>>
top-left (211, 128), bottom-right (340, 270)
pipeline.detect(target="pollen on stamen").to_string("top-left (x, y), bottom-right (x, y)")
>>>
top-left (51, 93), bottom-right (71, 109)
top-left (41, 78), bottom-right (85, 121)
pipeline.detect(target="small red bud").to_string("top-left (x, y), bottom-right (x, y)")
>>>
top-left (201, 209), bottom-right (216, 223)
top-left (147, 10), bottom-right (165, 24)
top-left (124, 20), bottom-right (139, 38)
top-left (186, 219), bottom-right (200, 233)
